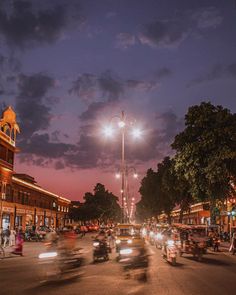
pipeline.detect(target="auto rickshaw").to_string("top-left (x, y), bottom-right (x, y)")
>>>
top-left (115, 224), bottom-right (134, 253)
top-left (177, 224), bottom-right (208, 261)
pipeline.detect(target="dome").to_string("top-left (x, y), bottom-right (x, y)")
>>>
top-left (2, 106), bottom-right (17, 125)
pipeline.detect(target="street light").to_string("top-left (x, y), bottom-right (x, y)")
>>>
top-left (103, 110), bottom-right (142, 223)
top-left (131, 128), bottom-right (142, 139)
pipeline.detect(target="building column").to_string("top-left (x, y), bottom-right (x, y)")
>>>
top-left (13, 206), bottom-right (16, 229)
top-left (44, 210), bottom-right (46, 227)
top-left (34, 208), bottom-right (36, 226)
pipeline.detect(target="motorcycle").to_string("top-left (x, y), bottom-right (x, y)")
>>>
top-left (119, 246), bottom-right (149, 282)
top-left (162, 240), bottom-right (178, 266)
top-left (155, 233), bottom-right (164, 249)
top-left (93, 239), bottom-right (109, 262)
top-left (38, 243), bottom-right (84, 282)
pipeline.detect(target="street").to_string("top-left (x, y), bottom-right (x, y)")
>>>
top-left (0, 234), bottom-right (236, 295)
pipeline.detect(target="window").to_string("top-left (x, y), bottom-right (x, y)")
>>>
top-left (5, 185), bottom-right (13, 202)
top-left (0, 144), bottom-right (7, 161)
top-left (7, 149), bottom-right (14, 164)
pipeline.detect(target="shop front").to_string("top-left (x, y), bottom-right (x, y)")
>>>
top-left (2, 206), bottom-right (14, 229)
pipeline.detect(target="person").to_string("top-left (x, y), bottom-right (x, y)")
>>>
top-left (3, 226), bottom-right (10, 248)
top-left (107, 229), bottom-right (115, 249)
top-left (212, 232), bottom-right (220, 252)
top-left (95, 230), bottom-right (107, 241)
top-left (12, 229), bottom-right (24, 256)
top-left (0, 227), bottom-right (3, 245)
top-left (9, 228), bottom-right (16, 247)
top-left (229, 232), bottom-right (236, 255)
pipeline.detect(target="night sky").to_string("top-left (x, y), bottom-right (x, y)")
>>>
top-left (0, 0), bottom-right (236, 201)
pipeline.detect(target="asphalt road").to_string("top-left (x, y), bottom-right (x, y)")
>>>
top-left (0, 234), bottom-right (236, 295)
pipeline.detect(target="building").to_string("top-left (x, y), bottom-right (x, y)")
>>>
top-left (171, 202), bottom-right (210, 225)
top-left (0, 106), bottom-right (70, 230)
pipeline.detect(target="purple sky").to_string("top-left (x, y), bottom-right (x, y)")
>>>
top-left (0, 0), bottom-right (236, 201)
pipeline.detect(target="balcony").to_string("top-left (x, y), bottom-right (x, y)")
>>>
top-left (0, 130), bottom-right (16, 147)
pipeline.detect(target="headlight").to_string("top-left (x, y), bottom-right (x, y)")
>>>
top-left (116, 239), bottom-right (121, 244)
top-left (38, 252), bottom-right (58, 259)
top-left (127, 239), bottom-right (132, 244)
top-left (167, 240), bottom-right (174, 246)
top-left (93, 242), bottom-right (99, 247)
top-left (156, 233), bottom-right (163, 240)
top-left (120, 248), bottom-right (133, 255)
top-left (142, 229), bottom-right (147, 236)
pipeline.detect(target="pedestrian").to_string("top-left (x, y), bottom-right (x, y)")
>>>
top-left (3, 226), bottom-right (10, 248)
top-left (0, 227), bottom-right (3, 246)
top-left (229, 232), bottom-right (236, 255)
top-left (12, 229), bottom-right (24, 256)
top-left (9, 228), bottom-right (16, 247)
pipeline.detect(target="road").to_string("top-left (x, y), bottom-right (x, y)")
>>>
top-left (0, 234), bottom-right (236, 295)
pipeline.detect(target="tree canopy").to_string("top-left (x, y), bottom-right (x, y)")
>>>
top-left (172, 102), bottom-right (236, 223)
top-left (137, 157), bottom-right (192, 223)
top-left (72, 183), bottom-right (122, 223)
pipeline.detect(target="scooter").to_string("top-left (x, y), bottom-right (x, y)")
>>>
top-left (162, 240), bottom-right (178, 266)
top-left (93, 239), bottom-right (109, 262)
top-left (38, 244), bottom-right (84, 282)
top-left (119, 247), bottom-right (149, 282)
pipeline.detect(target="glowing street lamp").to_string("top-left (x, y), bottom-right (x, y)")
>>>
top-left (103, 126), bottom-right (114, 137)
top-left (103, 110), bottom-right (142, 223)
top-left (115, 173), bottom-right (121, 179)
top-left (133, 173), bottom-right (138, 179)
top-left (118, 121), bottom-right (126, 128)
top-left (131, 127), bottom-right (142, 139)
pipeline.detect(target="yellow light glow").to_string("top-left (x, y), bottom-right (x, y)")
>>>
top-left (103, 125), bottom-right (114, 137)
top-left (118, 121), bottom-right (125, 128)
top-left (115, 173), bottom-right (121, 179)
top-left (132, 128), bottom-right (142, 139)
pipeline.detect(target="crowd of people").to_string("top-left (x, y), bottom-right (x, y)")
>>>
top-left (0, 226), bottom-right (24, 256)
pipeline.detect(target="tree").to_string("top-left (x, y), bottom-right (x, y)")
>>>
top-left (76, 183), bottom-right (121, 223)
top-left (138, 168), bottom-right (161, 221)
top-left (172, 102), bottom-right (236, 224)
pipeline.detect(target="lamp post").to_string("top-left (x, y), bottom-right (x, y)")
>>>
top-left (103, 110), bottom-right (142, 223)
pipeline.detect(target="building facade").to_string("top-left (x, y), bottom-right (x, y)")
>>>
top-left (0, 106), bottom-right (70, 230)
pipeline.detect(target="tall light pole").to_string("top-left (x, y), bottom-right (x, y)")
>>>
top-left (103, 110), bottom-right (142, 223)
top-left (121, 111), bottom-right (125, 223)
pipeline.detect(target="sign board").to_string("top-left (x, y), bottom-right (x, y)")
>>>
top-left (2, 207), bottom-right (14, 213)
top-left (17, 208), bottom-right (26, 214)
top-left (26, 210), bottom-right (34, 215)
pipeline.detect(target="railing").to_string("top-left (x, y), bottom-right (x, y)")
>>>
top-left (0, 130), bottom-right (15, 147)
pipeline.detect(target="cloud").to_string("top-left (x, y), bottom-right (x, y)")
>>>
top-left (115, 33), bottom-right (136, 49)
top-left (15, 73), bottom-right (55, 139)
top-left (192, 7), bottom-right (223, 29)
top-left (126, 79), bottom-right (159, 92)
top-left (18, 108), bottom-right (183, 171)
top-left (79, 101), bottom-right (115, 122)
top-left (0, 54), bottom-right (21, 95)
top-left (156, 111), bottom-right (184, 143)
top-left (98, 71), bottom-right (124, 102)
top-left (69, 73), bottom-right (97, 104)
top-left (20, 133), bottom-right (75, 158)
top-left (139, 7), bottom-right (223, 49)
top-left (139, 19), bottom-right (189, 48)
top-left (154, 67), bottom-right (172, 79)
top-left (0, 0), bottom-right (84, 49)
top-left (70, 71), bottom-right (123, 104)
top-left (188, 63), bottom-right (236, 87)
top-left (72, 68), bottom-right (172, 123)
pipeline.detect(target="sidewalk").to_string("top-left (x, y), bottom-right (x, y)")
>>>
top-left (219, 241), bottom-right (230, 252)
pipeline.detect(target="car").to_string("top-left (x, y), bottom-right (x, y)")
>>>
top-left (115, 224), bottom-right (135, 253)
